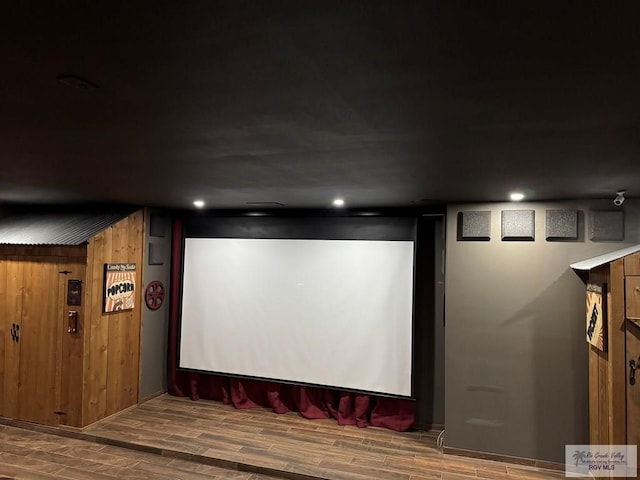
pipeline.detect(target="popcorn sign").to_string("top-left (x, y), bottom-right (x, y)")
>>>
top-left (104, 263), bottom-right (137, 312)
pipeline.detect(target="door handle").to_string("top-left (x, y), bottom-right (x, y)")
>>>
top-left (10, 323), bottom-right (19, 343)
top-left (68, 311), bottom-right (78, 333)
top-left (630, 359), bottom-right (637, 386)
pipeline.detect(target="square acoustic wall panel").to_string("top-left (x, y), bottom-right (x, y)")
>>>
top-left (457, 211), bottom-right (491, 241)
top-left (501, 210), bottom-right (535, 241)
top-left (149, 213), bottom-right (168, 237)
top-left (546, 209), bottom-right (579, 241)
top-left (590, 210), bottom-right (624, 242)
top-left (148, 242), bottom-right (165, 265)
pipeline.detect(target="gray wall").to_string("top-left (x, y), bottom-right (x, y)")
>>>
top-left (445, 200), bottom-right (640, 463)
top-left (140, 209), bottom-right (172, 400)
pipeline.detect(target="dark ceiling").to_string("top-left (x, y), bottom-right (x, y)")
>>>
top-left (1, 1), bottom-right (639, 210)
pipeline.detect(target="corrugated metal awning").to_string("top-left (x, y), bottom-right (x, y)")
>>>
top-left (0, 212), bottom-right (132, 245)
top-left (569, 244), bottom-right (640, 271)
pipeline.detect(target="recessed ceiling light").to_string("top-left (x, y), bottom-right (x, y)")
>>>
top-left (333, 198), bottom-right (345, 207)
top-left (193, 200), bottom-right (205, 208)
top-left (510, 192), bottom-right (525, 201)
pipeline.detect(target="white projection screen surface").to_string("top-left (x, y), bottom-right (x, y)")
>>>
top-left (179, 237), bottom-right (414, 397)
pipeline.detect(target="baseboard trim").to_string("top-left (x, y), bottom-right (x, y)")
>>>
top-left (444, 446), bottom-right (564, 472)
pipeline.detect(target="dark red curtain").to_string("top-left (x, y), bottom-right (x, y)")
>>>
top-left (167, 218), bottom-right (415, 432)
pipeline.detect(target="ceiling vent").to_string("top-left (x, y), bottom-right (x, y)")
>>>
top-left (245, 202), bottom-right (285, 207)
top-left (56, 75), bottom-right (99, 91)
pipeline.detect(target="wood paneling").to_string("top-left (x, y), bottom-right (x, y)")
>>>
top-left (588, 344), bottom-right (600, 445)
top-left (607, 259), bottom-right (626, 445)
top-left (624, 252), bottom-right (640, 276)
top-left (127, 211), bottom-right (143, 408)
top-left (626, 276), bottom-right (640, 321)
top-left (106, 220), bottom-right (128, 416)
top-left (587, 262), bottom-right (626, 446)
top-left (83, 225), bottom-right (111, 425)
top-left (83, 210), bottom-right (144, 425)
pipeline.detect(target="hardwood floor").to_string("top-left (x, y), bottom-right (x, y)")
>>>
top-left (0, 394), bottom-right (566, 479)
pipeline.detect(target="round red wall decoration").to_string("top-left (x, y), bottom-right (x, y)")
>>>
top-left (145, 281), bottom-right (165, 311)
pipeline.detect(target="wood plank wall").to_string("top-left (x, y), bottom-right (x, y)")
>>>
top-left (588, 260), bottom-right (626, 445)
top-left (82, 210), bottom-right (144, 426)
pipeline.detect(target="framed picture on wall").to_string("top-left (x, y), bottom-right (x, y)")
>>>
top-left (586, 283), bottom-right (606, 351)
top-left (104, 263), bottom-right (137, 313)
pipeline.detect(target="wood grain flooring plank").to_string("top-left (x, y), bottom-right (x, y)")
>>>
top-left (413, 457), bottom-right (477, 477)
top-left (239, 446), bottom-right (318, 468)
top-left (45, 447), bottom-right (140, 468)
top-left (89, 444), bottom-right (174, 466)
top-left (318, 458), bottom-right (411, 480)
top-left (505, 466), bottom-right (566, 479)
top-left (408, 474), bottom-right (443, 480)
top-left (282, 427), bottom-right (362, 446)
top-left (0, 452), bottom-right (68, 474)
top-left (378, 457), bottom-right (446, 477)
top-left (197, 431), bottom-right (274, 450)
top-left (440, 473), bottom-right (477, 480)
top-left (24, 451), bottom-right (115, 473)
top-left (0, 463), bottom-right (65, 480)
top-left (269, 444), bottom-right (354, 465)
top-left (129, 460), bottom-right (221, 480)
top-left (166, 458), bottom-right (245, 477)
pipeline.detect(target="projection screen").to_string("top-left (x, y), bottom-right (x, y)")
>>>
top-left (179, 237), bottom-right (414, 397)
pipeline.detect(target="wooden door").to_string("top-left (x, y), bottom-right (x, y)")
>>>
top-left (16, 260), bottom-right (65, 425)
top-left (627, 323), bottom-right (640, 448)
top-left (0, 255), bottom-right (86, 426)
top-left (626, 276), bottom-right (640, 448)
